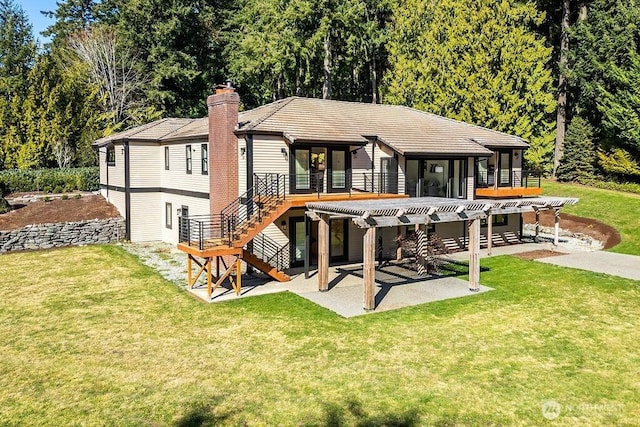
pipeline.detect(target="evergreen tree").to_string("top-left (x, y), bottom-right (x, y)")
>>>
top-left (570, 0), bottom-right (640, 179)
top-left (556, 116), bottom-right (596, 181)
top-left (0, 0), bottom-right (36, 169)
top-left (384, 0), bottom-right (556, 171)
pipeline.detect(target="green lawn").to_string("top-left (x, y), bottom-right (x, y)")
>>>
top-left (1, 245), bottom-right (639, 425)
top-left (542, 180), bottom-right (640, 255)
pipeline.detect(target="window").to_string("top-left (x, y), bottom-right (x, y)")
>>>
top-left (165, 203), bottom-right (173, 229)
top-left (186, 145), bottom-right (192, 174)
top-left (481, 214), bottom-right (508, 227)
top-left (106, 146), bottom-right (115, 166)
top-left (164, 147), bottom-right (169, 170)
top-left (201, 144), bottom-right (208, 175)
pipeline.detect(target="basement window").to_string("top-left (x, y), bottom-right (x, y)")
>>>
top-left (165, 202), bottom-right (173, 229)
top-left (106, 146), bottom-right (115, 166)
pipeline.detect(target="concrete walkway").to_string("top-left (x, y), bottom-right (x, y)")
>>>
top-left (536, 250), bottom-right (640, 281)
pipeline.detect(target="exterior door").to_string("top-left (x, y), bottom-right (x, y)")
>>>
top-left (498, 151), bottom-right (512, 187)
top-left (380, 157), bottom-right (398, 193)
top-left (293, 149), bottom-right (311, 193)
top-left (328, 148), bottom-right (348, 193)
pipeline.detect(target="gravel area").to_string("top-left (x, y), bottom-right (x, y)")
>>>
top-left (121, 242), bottom-right (189, 287)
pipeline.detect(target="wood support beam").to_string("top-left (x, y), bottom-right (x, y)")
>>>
top-left (363, 227), bottom-right (376, 310)
top-left (535, 210), bottom-right (540, 242)
top-left (487, 214), bottom-right (493, 256)
top-left (468, 218), bottom-right (481, 292)
top-left (554, 209), bottom-right (560, 246)
top-left (318, 214), bottom-right (330, 292)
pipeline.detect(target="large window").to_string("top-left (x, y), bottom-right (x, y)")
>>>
top-left (405, 158), bottom-right (466, 198)
top-left (201, 144), bottom-right (208, 175)
top-left (186, 145), bottom-right (192, 174)
top-left (106, 146), bottom-right (115, 166)
top-left (481, 214), bottom-right (508, 227)
top-left (164, 147), bottom-right (169, 170)
top-left (165, 203), bottom-right (172, 229)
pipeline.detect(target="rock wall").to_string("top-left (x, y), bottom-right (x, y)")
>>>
top-left (0, 217), bottom-right (126, 253)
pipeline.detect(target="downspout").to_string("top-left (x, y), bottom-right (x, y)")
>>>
top-left (124, 139), bottom-right (131, 241)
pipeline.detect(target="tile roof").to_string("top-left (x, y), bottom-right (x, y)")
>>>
top-left (237, 97), bottom-right (528, 156)
top-left (92, 97), bottom-right (528, 156)
top-left (92, 118), bottom-right (198, 146)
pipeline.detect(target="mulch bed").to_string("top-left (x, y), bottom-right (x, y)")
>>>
top-left (0, 195), bottom-right (120, 230)
top-left (512, 249), bottom-right (568, 260)
top-left (522, 211), bottom-right (621, 250)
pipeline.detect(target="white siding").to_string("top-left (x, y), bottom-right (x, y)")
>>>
top-left (160, 141), bottom-right (210, 194)
top-left (129, 144), bottom-right (160, 188)
top-left (105, 188), bottom-right (126, 218)
top-left (160, 194), bottom-right (211, 244)
top-left (252, 135), bottom-right (290, 191)
top-left (129, 193), bottom-right (162, 242)
top-left (239, 139), bottom-right (247, 195)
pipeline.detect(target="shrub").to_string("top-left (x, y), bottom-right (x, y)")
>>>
top-left (61, 194), bottom-right (69, 200)
top-left (0, 194), bottom-right (10, 214)
top-left (73, 194), bottom-right (82, 199)
top-left (0, 167), bottom-right (99, 194)
top-left (42, 196), bottom-right (51, 203)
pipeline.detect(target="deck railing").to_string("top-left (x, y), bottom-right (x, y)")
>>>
top-left (250, 233), bottom-right (291, 272)
top-left (476, 170), bottom-right (541, 189)
top-left (285, 171), bottom-right (399, 197)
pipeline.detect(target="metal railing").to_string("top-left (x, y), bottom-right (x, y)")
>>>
top-left (250, 233), bottom-right (291, 272)
top-left (476, 169), bottom-right (541, 189)
top-left (286, 171), bottom-right (399, 197)
top-left (179, 214), bottom-right (223, 251)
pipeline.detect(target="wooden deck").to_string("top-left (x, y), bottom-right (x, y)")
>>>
top-left (284, 192), bottom-right (408, 207)
top-left (475, 187), bottom-right (543, 198)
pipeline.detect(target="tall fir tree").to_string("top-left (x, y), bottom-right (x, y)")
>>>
top-left (556, 116), bottom-right (596, 181)
top-left (384, 0), bottom-right (556, 171)
top-left (570, 0), bottom-right (640, 180)
top-left (0, 0), bottom-right (36, 169)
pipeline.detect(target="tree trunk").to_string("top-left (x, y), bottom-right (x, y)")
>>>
top-left (322, 31), bottom-right (332, 100)
top-left (371, 55), bottom-right (378, 104)
top-left (579, 1), bottom-right (588, 21)
top-left (553, 0), bottom-right (570, 178)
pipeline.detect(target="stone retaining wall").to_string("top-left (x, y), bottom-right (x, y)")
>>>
top-left (0, 217), bottom-right (126, 253)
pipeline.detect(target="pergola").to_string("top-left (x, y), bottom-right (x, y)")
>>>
top-left (305, 196), bottom-right (579, 311)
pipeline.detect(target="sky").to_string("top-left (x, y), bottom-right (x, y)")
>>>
top-left (17, 0), bottom-right (58, 44)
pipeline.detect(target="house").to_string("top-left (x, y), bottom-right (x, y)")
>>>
top-left (94, 83), bottom-right (559, 296)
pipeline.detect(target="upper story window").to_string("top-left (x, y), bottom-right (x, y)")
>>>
top-left (201, 144), bottom-right (208, 175)
top-left (186, 145), bottom-right (192, 174)
top-left (106, 146), bottom-right (115, 166)
top-left (164, 147), bottom-right (169, 170)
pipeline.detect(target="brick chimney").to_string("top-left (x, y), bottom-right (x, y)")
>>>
top-left (208, 81), bottom-right (239, 215)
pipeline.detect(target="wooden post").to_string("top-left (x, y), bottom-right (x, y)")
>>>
top-left (487, 214), bottom-right (493, 256)
top-left (396, 226), bottom-right (403, 261)
top-left (216, 256), bottom-right (220, 278)
top-left (206, 257), bottom-right (212, 296)
top-left (318, 214), bottom-right (330, 291)
top-left (554, 209), bottom-right (560, 246)
top-left (235, 257), bottom-right (242, 295)
top-left (535, 210), bottom-right (540, 242)
top-left (187, 255), bottom-right (193, 288)
top-left (415, 225), bottom-right (427, 276)
top-left (363, 227), bottom-right (376, 310)
top-left (468, 218), bottom-right (481, 291)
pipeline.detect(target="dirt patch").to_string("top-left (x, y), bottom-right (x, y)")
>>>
top-left (522, 211), bottom-right (621, 250)
top-left (513, 249), bottom-right (568, 260)
top-left (0, 195), bottom-right (120, 231)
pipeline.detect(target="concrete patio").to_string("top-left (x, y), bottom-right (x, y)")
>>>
top-left (190, 262), bottom-right (493, 317)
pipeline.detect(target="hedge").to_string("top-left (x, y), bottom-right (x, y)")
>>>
top-left (0, 167), bottom-right (99, 194)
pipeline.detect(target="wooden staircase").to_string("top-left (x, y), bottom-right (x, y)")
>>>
top-left (242, 249), bottom-right (290, 282)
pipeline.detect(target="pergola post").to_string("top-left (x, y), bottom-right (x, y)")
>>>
top-left (535, 209), bottom-right (540, 242)
top-left (487, 214), bottom-right (493, 256)
top-left (317, 214), bottom-right (330, 292)
top-left (468, 218), bottom-right (481, 291)
top-left (363, 227), bottom-right (376, 310)
top-left (554, 209), bottom-right (560, 246)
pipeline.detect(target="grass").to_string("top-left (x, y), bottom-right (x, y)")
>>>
top-left (1, 245), bottom-right (639, 425)
top-left (542, 180), bottom-right (640, 256)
